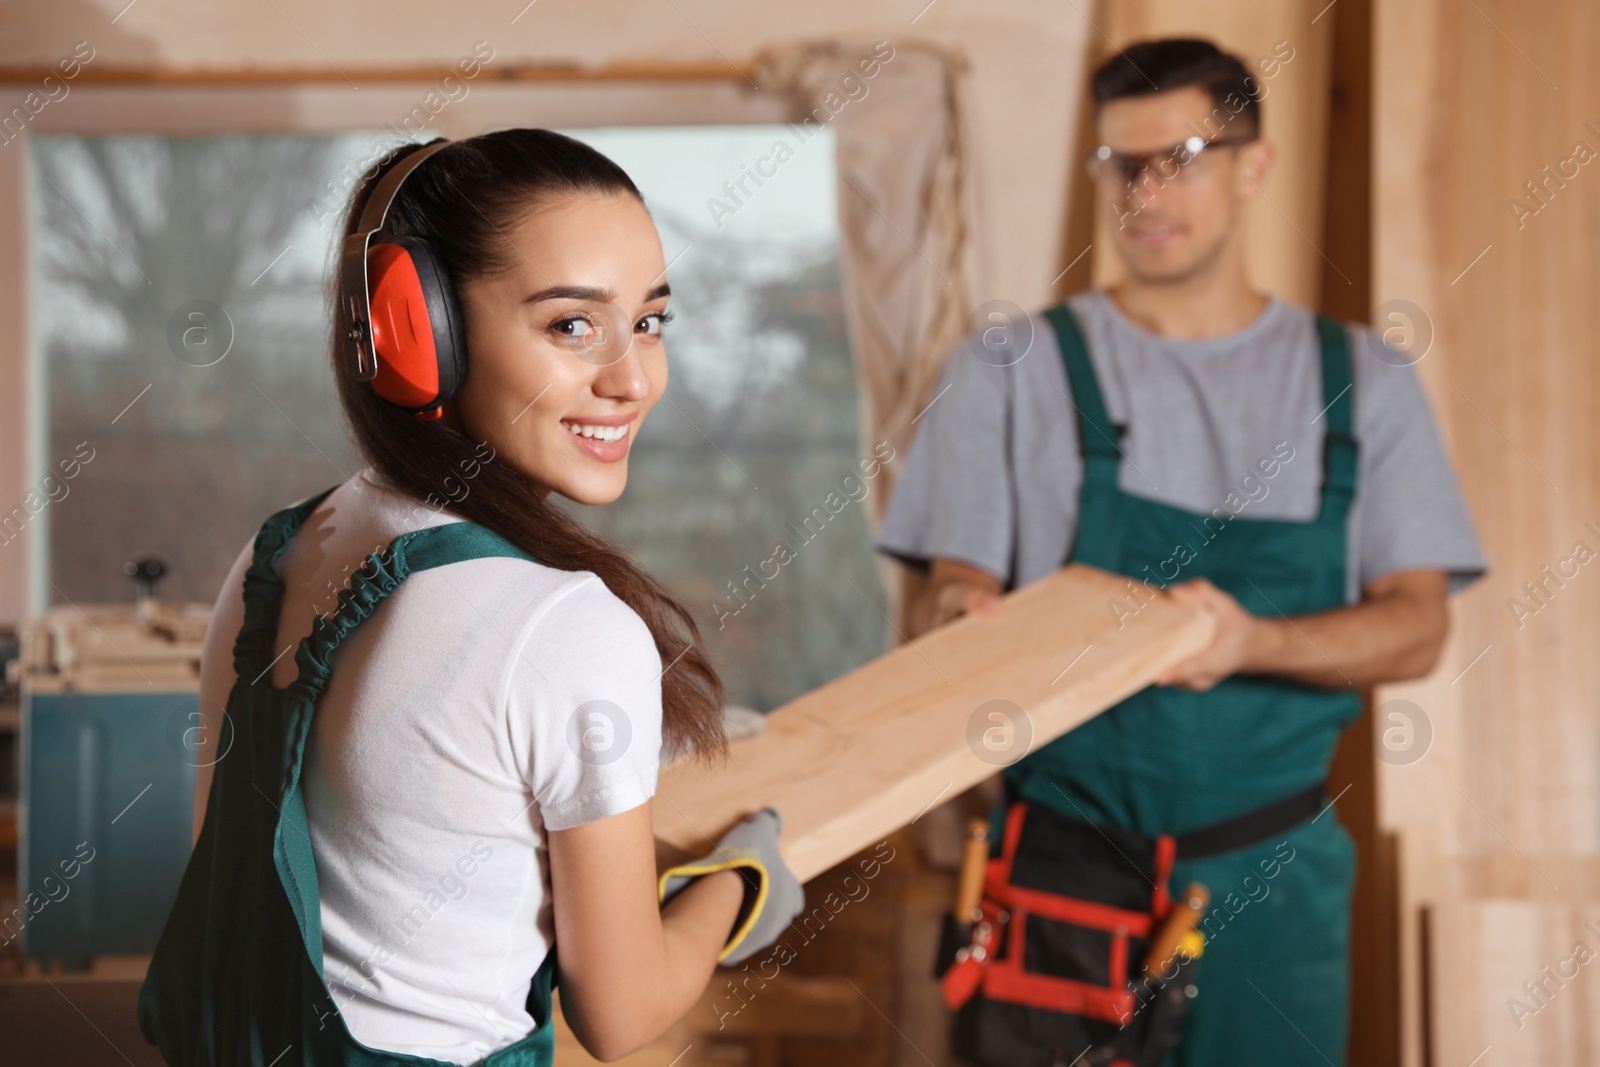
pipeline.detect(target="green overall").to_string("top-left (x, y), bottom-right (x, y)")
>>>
top-left (139, 487), bottom-right (558, 1067)
top-left (1001, 306), bottom-right (1361, 1067)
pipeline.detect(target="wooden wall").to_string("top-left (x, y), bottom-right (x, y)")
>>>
top-left (1372, 0), bottom-right (1600, 1063)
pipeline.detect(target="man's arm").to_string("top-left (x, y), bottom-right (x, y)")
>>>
top-left (915, 558), bottom-right (1450, 690)
top-left (1156, 568), bottom-right (1451, 691)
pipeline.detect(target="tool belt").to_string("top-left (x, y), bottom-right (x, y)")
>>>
top-left (936, 782), bottom-right (1327, 1067)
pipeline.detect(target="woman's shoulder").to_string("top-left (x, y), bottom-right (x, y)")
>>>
top-left (283, 469), bottom-right (656, 662)
top-left (245, 467), bottom-right (460, 556)
top-left (347, 465), bottom-right (468, 533)
top-left (518, 570), bottom-right (654, 660)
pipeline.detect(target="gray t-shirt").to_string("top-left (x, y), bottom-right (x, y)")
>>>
top-left (877, 290), bottom-right (1486, 603)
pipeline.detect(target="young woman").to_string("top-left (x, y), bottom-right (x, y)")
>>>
top-left (139, 129), bottom-right (803, 1066)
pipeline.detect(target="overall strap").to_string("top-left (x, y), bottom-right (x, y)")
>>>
top-left (291, 521), bottom-right (536, 697)
top-left (1044, 304), bottom-right (1122, 488)
top-left (233, 485), bottom-right (340, 685)
top-left (1314, 314), bottom-right (1358, 524)
top-left (230, 486), bottom-right (537, 695)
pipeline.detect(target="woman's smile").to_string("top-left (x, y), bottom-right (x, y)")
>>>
top-left (560, 413), bottom-right (636, 462)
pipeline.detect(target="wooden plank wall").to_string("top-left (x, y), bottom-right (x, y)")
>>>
top-left (1372, 0), bottom-right (1600, 1063)
top-left (1429, 901), bottom-right (1600, 1067)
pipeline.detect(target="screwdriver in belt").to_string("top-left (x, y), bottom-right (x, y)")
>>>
top-left (1143, 882), bottom-right (1210, 974)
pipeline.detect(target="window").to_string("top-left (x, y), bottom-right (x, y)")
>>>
top-left (29, 132), bottom-right (382, 606)
top-left (29, 124), bottom-right (887, 710)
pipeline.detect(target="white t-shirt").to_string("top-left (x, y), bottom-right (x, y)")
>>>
top-left (196, 465), bottom-right (664, 1063)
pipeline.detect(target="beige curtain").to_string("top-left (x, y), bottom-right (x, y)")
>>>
top-left (754, 39), bottom-right (981, 518)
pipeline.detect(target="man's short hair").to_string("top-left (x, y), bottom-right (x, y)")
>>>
top-left (1090, 38), bottom-right (1262, 140)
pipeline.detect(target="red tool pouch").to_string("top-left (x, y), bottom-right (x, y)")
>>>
top-left (937, 800), bottom-right (1188, 1067)
top-left (936, 782), bottom-right (1327, 1066)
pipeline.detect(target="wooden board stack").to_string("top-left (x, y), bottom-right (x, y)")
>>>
top-left (653, 563), bottom-right (1216, 882)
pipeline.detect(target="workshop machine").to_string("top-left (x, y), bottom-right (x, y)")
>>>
top-left (13, 559), bottom-right (208, 970)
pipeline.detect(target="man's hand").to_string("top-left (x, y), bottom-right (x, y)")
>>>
top-left (913, 558), bottom-right (1005, 636)
top-left (1154, 569), bottom-right (1451, 691)
top-left (1155, 578), bottom-right (1265, 691)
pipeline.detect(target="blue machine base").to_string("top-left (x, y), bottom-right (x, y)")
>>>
top-left (18, 689), bottom-right (197, 969)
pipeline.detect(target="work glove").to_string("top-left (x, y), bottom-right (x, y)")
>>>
top-left (658, 806), bottom-right (804, 966)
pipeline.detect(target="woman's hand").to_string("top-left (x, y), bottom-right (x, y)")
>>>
top-left (658, 807), bottom-right (804, 966)
top-left (549, 801), bottom-right (744, 1061)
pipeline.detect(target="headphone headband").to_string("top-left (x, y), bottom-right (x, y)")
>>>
top-left (338, 139), bottom-right (452, 382)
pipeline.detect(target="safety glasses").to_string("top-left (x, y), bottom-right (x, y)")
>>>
top-left (1085, 133), bottom-right (1257, 189)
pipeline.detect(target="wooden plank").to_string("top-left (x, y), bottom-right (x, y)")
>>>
top-left (654, 564), bottom-right (1215, 883)
top-left (18, 603), bottom-right (207, 694)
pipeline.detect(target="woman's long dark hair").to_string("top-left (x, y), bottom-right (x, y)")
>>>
top-left (331, 129), bottom-right (726, 761)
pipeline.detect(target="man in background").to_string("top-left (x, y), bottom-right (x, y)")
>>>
top-left (879, 38), bottom-right (1484, 1067)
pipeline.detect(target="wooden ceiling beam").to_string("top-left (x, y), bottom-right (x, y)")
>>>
top-left (0, 60), bottom-right (755, 86)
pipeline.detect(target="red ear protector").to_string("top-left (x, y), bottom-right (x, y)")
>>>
top-left (338, 140), bottom-right (467, 421)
